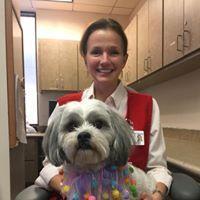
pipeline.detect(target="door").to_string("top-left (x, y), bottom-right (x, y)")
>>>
top-left (59, 40), bottom-right (78, 90)
top-left (124, 16), bottom-right (137, 85)
top-left (184, 0), bottom-right (200, 54)
top-left (38, 39), bottom-right (60, 90)
top-left (164, 0), bottom-right (184, 65)
top-left (137, 1), bottom-right (148, 79)
top-left (148, 0), bottom-right (163, 72)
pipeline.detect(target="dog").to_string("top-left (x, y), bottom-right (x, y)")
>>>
top-left (43, 99), bottom-right (156, 199)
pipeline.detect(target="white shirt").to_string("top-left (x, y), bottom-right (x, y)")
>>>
top-left (35, 82), bottom-right (172, 190)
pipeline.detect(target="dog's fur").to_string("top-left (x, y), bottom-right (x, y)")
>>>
top-left (43, 99), bottom-right (156, 197)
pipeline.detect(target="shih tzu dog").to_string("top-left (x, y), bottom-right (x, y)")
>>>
top-left (43, 99), bottom-right (156, 200)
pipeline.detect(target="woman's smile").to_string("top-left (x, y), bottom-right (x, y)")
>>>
top-left (96, 66), bottom-right (114, 74)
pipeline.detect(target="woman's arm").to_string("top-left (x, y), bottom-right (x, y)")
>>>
top-left (146, 98), bottom-right (172, 198)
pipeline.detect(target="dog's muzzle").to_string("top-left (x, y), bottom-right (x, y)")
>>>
top-left (77, 132), bottom-right (92, 150)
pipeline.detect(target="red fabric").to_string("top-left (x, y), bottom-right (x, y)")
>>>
top-left (126, 91), bottom-right (152, 171)
top-left (58, 92), bottom-right (83, 106)
top-left (57, 90), bottom-right (152, 171)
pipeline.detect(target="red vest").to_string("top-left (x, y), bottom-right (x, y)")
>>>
top-left (57, 91), bottom-right (152, 171)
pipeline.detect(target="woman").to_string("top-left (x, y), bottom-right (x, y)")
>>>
top-left (35, 18), bottom-right (172, 199)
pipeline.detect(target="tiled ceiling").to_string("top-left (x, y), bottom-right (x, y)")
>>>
top-left (21, 0), bottom-right (141, 16)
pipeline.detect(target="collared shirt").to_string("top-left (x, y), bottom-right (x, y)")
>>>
top-left (35, 82), bottom-right (172, 191)
top-left (82, 82), bottom-right (128, 118)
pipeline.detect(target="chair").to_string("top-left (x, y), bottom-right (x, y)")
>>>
top-left (15, 172), bottom-right (200, 200)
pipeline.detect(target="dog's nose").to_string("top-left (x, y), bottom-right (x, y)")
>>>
top-left (77, 132), bottom-right (91, 150)
top-left (77, 132), bottom-right (91, 142)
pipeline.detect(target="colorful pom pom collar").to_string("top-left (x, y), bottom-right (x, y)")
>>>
top-left (61, 164), bottom-right (138, 200)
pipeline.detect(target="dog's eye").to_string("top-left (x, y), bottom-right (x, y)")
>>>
top-left (93, 120), bottom-right (104, 129)
top-left (66, 121), bottom-right (79, 132)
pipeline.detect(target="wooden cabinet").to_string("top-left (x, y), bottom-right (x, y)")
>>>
top-left (38, 39), bottom-right (78, 91)
top-left (137, 0), bottom-right (162, 79)
top-left (38, 39), bottom-right (93, 91)
top-left (148, 0), bottom-right (163, 71)
top-left (25, 137), bottom-right (38, 185)
top-left (137, 1), bottom-right (148, 79)
top-left (123, 16), bottom-right (137, 85)
top-left (184, 0), bottom-right (200, 55)
top-left (25, 136), bottom-right (45, 186)
top-left (164, 0), bottom-right (200, 65)
top-left (78, 44), bottom-right (93, 90)
top-left (164, 0), bottom-right (184, 65)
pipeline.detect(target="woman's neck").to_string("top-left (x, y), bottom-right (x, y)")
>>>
top-left (94, 81), bottom-right (119, 102)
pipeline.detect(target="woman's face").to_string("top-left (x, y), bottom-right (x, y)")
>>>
top-left (84, 29), bottom-right (127, 86)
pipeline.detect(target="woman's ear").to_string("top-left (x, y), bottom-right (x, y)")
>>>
top-left (122, 53), bottom-right (128, 69)
top-left (124, 53), bottom-right (128, 65)
top-left (83, 56), bottom-right (87, 66)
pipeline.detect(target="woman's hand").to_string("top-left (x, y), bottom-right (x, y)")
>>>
top-left (140, 192), bottom-right (163, 200)
top-left (140, 182), bottom-right (167, 200)
top-left (49, 168), bottom-right (64, 193)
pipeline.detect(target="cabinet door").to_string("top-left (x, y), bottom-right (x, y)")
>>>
top-left (38, 39), bottom-right (60, 90)
top-left (123, 17), bottom-right (137, 85)
top-left (184, 0), bottom-right (200, 54)
top-left (78, 44), bottom-right (93, 90)
top-left (164, 0), bottom-right (184, 65)
top-left (148, 0), bottom-right (163, 72)
top-left (78, 55), bottom-right (92, 91)
top-left (59, 40), bottom-right (78, 90)
top-left (137, 1), bottom-right (149, 79)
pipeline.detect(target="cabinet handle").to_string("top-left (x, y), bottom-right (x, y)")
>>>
top-left (176, 34), bottom-right (183, 52)
top-left (147, 56), bottom-right (152, 72)
top-left (144, 58), bottom-right (148, 72)
top-left (183, 29), bottom-right (191, 48)
top-left (55, 78), bottom-right (59, 88)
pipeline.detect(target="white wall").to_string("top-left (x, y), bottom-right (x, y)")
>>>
top-left (141, 68), bottom-right (200, 130)
top-left (0, 1), bottom-right (11, 199)
top-left (36, 9), bottom-right (129, 41)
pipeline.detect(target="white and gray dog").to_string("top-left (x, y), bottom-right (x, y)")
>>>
top-left (43, 99), bottom-right (156, 200)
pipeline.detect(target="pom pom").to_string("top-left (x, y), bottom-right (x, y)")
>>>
top-left (111, 180), bottom-right (117, 188)
top-left (102, 192), bottom-right (109, 199)
top-left (72, 192), bottom-right (79, 200)
top-left (123, 169), bottom-right (129, 176)
top-left (111, 165), bottom-right (117, 171)
top-left (130, 185), bottom-right (137, 197)
top-left (91, 179), bottom-right (98, 189)
top-left (130, 178), bottom-right (136, 185)
top-left (88, 195), bottom-right (96, 200)
top-left (84, 192), bottom-right (90, 200)
top-left (112, 189), bottom-right (120, 199)
top-left (128, 166), bottom-right (134, 173)
top-left (62, 185), bottom-right (70, 193)
top-left (122, 189), bottom-right (129, 199)
top-left (124, 177), bottom-right (130, 184)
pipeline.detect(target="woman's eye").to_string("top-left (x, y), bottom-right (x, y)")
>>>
top-left (91, 49), bottom-right (102, 56)
top-left (66, 121), bottom-right (79, 132)
top-left (93, 120), bottom-right (104, 129)
top-left (110, 50), bottom-right (119, 55)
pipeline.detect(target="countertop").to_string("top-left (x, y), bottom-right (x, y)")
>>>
top-left (164, 128), bottom-right (200, 178)
top-left (26, 132), bottom-right (45, 137)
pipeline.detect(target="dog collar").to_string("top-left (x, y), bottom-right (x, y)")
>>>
top-left (61, 164), bottom-right (138, 200)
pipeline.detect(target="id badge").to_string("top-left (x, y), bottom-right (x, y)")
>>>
top-left (132, 130), bottom-right (145, 146)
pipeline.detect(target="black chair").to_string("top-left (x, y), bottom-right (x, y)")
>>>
top-left (15, 172), bottom-right (200, 200)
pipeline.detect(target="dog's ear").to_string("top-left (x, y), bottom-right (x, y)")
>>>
top-left (108, 108), bottom-right (135, 166)
top-left (42, 107), bottom-right (66, 166)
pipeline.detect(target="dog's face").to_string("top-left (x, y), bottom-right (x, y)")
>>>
top-left (43, 99), bottom-right (134, 170)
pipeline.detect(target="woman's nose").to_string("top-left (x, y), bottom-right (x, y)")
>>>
top-left (100, 52), bottom-right (110, 64)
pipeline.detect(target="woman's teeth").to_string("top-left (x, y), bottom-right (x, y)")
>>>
top-left (96, 68), bottom-right (113, 73)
